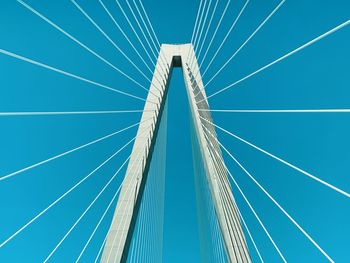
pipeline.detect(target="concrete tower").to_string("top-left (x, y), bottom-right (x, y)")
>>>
top-left (101, 44), bottom-right (251, 263)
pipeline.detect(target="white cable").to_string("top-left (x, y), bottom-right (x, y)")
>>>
top-left (124, 0), bottom-right (167, 77)
top-left (130, 0), bottom-right (168, 86)
top-left (204, 0), bottom-right (286, 89)
top-left (200, 116), bottom-right (350, 199)
top-left (0, 136), bottom-right (136, 249)
top-left (205, 123), bottom-right (334, 262)
top-left (190, 0), bottom-right (213, 69)
top-left (75, 160), bottom-right (129, 262)
top-left (200, 0), bottom-right (250, 79)
top-left (70, 0), bottom-right (158, 95)
top-left (194, 0), bottom-right (231, 78)
top-left (0, 110), bottom-right (150, 116)
top-left (99, 0), bottom-right (164, 91)
top-left (108, 144), bottom-right (150, 262)
top-left (0, 48), bottom-right (146, 102)
top-left (189, 0), bottom-right (208, 66)
top-left (43, 155), bottom-right (132, 262)
top-left (186, 0), bottom-right (204, 63)
top-left (98, 0), bottom-right (155, 80)
top-left (136, 0), bottom-right (169, 72)
top-left (198, 109), bottom-right (350, 113)
top-left (18, 0), bottom-right (147, 92)
top-left (205, 19), bottom-right (350, 101)
top-left (0, 121), bottom-right (142, 182)
top-left (115, 0), bottom-right (167, 83)
top-left (196, 0), bottom-right (219, 63)
top-left (93, 145), bottom-right (146, 262)
top-left (201, 124), bottom-right (287, 262)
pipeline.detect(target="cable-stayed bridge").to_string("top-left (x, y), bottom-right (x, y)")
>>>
top-left (0, 0), bottom-right (349, 262)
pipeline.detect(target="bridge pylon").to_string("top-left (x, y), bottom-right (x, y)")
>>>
top-left (101, 44), bottom-right (251, 263)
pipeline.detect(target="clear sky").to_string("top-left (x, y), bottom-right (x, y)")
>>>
top-left (0, 0), bottom-right (350, 262)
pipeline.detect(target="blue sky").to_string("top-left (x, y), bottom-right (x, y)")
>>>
top-left (0, 0), bottom-right (350, 262)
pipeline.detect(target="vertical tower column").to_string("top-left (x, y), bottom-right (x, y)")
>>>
top-left (101, 44), bottom-right (250, 263)
top-left (182, 45), bottom-right (251, 263)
